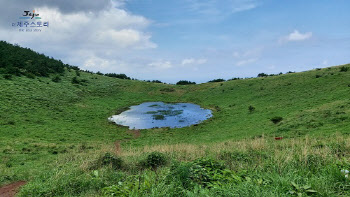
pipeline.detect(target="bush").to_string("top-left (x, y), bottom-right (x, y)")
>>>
top-left (176, 80), bottom-right (196, 85)
top-left (97, 153), bottom-right (123, 169)
top-left (340, 66), bottom-right (349, 72)
top-left (105, 73), bottom-right (131, 80)
top-left (248, 105), bottom-right (255, 113)
top-left (71, 77), bottom-right (80, 84)
top-left (52, 76), bottom-right (61, 82)
top-left (168, 158), bottom-right (241, 189)
top-left (151, 80), bottom-right (163, 83)
top-left (270, 116), bottom-right (283, 124)
top-left (140, 152), bottom-right (167, 170)
top-left (3, 74), bottom-right (12, 80)
top-left (25, 72), bottom-right (36, 79)
top-left (208, 78), bottom-right (225, 83)
top-left (315, 74), bottom-right (322, 78)
top-left (257, 73), bottom-right (268, 77)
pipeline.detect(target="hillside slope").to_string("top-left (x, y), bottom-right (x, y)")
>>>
top-left (1, 42), bottom-right (350, 196)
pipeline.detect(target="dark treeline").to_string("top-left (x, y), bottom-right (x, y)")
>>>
top-left (104, 73), bottom-right (131, 80)
top-left (176, 80), bottom-right (196, 85)
top-left (208, 78), bottom-right (225, 83)
top-left (0, 41), bottom-right (74, 77)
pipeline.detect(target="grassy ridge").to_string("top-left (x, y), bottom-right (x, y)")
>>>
top-left (1, 60), bottom-right (350, 195)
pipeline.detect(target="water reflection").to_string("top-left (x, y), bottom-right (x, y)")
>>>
top-left (108, 102), bottom-right (212, 129)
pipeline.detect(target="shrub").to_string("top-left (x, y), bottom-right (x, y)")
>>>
top-left (25, 72), bottom-right (36, 79)
top-left (176, 80), bottom-right (196, 85)
top-left (71, 77), bottom-right (80, 84)
top-left (257, 73), bottom-right (268, 77)
top-left (270, 116), bottom-right (283, 124)
top-left (208, 78), bottom-right (225, 83)
top-left (52, 75), bottom-right (61, 82)
top-left (96, 71), bottom-right (103, 75)
top-left (75, 70), bottom-right (80, 76)
top-left (105, 73), bottom-right (131, 80)
top-left (168, 158), bottom-right (241, 189)
top-left (97, 153), bottom-right (123, 169)
top-left (7, 120), bottom-right (15, 125)
top-left (151, 80), bottom-right (163, 83)
top-left (248, 105), bottom-right (255, 113)
top-left (315, 74), bottom-right (322, 78)
top-left (3, 74), bottom-right (12, 80)
top-left (340, 66), bottom-right (349, 72)
top-left (140, 152), bottom-right (167, 170)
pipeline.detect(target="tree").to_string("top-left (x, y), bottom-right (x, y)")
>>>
top-left (257, 73), bottom-right (268, 77)
top-left (104, 73), bottom-right (131, 80)
top-left (176, 80), bottom-right (196, 85)
top-left (208, 78), bottom-right (225, 83)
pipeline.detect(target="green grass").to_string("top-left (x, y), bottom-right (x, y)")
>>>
top-left (1, 64), bottom-right (350, 196)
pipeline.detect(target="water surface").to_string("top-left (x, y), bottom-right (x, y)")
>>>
top-left (108, 102), bottom-right (212, 129)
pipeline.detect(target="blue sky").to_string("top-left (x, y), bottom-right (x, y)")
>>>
top-left (1, 0), bottom-right (350, 83)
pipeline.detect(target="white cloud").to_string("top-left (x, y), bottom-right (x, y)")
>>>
top-left (148, 60), bottom-right (172, 69)
top-left (181, 58), bottom-right (207, 66)
top-left (0, 1), bottom-right (158, 76)
top-left (189, 0), bottom-right (258, 15)
top-left (236, 58), bottom-right (256, 66)
top-left (280, 30), bottom-right (312, 43)
top-left (322, 60), bottom-right (328, 66)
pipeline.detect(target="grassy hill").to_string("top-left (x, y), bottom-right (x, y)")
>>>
top-left (1, 42), bottom-right (350, 196)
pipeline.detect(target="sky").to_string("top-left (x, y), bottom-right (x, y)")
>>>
top-left (0, 0), bottom-right (349, 83)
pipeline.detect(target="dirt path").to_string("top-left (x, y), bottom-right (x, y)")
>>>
top-left (0, 181), bottom-right (26, 197)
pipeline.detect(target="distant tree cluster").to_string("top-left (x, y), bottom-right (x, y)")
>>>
top-left (0, 41), bottom-right (67, 77)
top-left (104, 73), bottom-right (131, 80)
top-left (151, 80), bottom-right (163, 83)
top-left (257, 72), bottom-right (285, 78)
top-left (208, 78), bottom-right (225, 83)
top-left (176, 80), bottom-right (196, 85)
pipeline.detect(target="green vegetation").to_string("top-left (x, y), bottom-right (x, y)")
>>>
top-left (152, 114), bottom-right (165, 120)
top-left (208, 78), bottom-right (226, 83)
top-left (1, 43), bottom-right (350, 196)
top-left (0, 41), bottom-right (66, 77)
top-left (176, 80), bottom-right (196, 85)
top-left (104, 73), bottom-right (131, 80)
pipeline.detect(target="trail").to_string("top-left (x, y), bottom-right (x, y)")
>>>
top-left (0, 181), bottom-right (26, 197)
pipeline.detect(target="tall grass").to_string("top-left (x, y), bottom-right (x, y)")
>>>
top-left (18, 134), bottom-right (350, 196)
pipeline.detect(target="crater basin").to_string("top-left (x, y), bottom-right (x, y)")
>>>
top-left (108, 102), bottom-right (212, 129)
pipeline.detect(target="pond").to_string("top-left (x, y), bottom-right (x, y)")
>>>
top-left (108, 102), bottom-right (212, 129)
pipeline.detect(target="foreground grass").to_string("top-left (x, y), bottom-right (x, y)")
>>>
top-left (16, 134), bottom-right (350, 196)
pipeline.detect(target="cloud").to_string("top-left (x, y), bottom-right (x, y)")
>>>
top-left (236, 58), bottom-right (256, 66)
top-left (184, 0), bottom-right (259, 22)
top-left (148, 60), bottom-right (172, 69)
top-left (188, 0), bottom-right (258, 14)
top-left (181, 58), bottom-right (207, 66)
top-left (322, 60), bottom-right (328, 66)
top-left (280, 30), bottom-right (313, 43)
top-left (0, 0), bottom-right (112, 14)
top-left (0, 1), bottom-right (158, 77)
